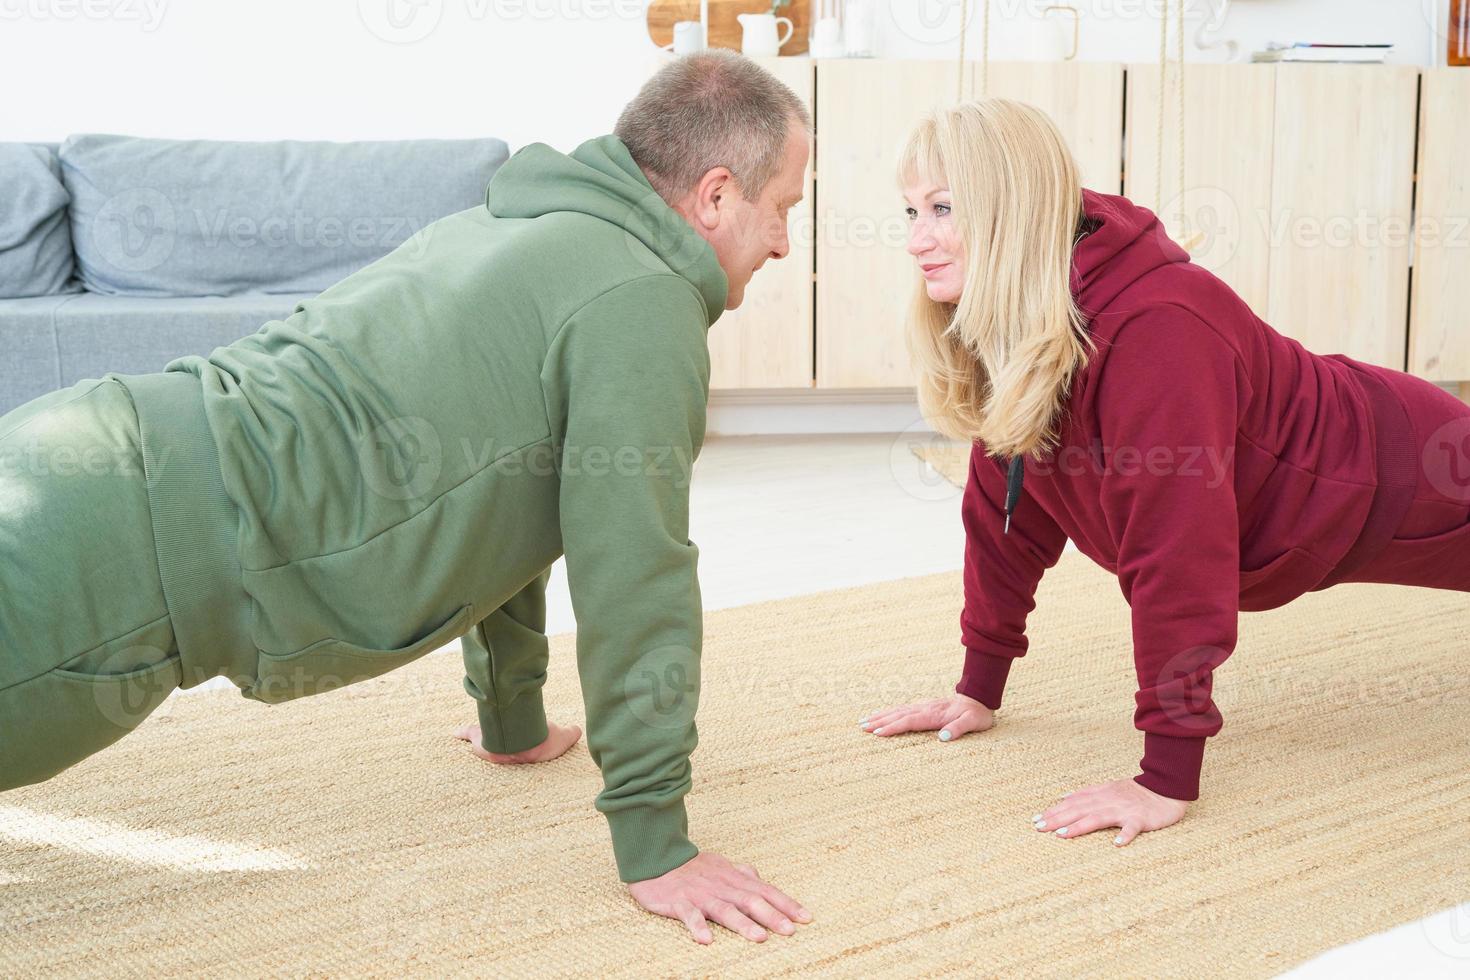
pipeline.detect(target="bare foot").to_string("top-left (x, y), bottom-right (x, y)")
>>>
top-left (452, 722), bottom-right (582, 764)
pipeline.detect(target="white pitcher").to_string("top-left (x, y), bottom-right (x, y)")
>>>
top-left (737, 11), bottom-right (794, 57)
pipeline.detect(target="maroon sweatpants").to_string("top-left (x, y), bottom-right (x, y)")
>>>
top-left (1332, 363), bottom-right (1470, 592)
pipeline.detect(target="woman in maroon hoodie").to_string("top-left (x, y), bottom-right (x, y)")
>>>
top-left (859, 98), bottom-right (1470, 847)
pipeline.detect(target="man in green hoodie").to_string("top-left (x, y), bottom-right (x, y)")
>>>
top-left (0, 50), bottom-right (811, 943)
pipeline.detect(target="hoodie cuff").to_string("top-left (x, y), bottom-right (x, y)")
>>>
top-left (604, 800), bottom-right (699, 884)
top-left (1133, 732), bottom-right (1207, 801)
top-left (475, 691), bottom-right (549, 755)
top-left (955, 646), bottom-right (1015, 711)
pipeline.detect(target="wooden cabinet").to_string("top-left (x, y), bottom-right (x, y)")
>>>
top-left (1124, 63), bottom-right (1277, 318)
top-left (1264, 65), bottom-right (1418, 369)
top-left (815, 59), bottom-right (1124, 388)
top-left (1127, 64), bottom-right (1419, 370)
top-left (1408, 69), bottom-right (1470, 383)
top-left (814, 60), bottom-right (960, 388)
top-left (631, 57), bottom-right (1455, 392)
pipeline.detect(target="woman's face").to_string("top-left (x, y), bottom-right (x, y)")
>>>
top-left (903, 180), bottom-right (964, 304)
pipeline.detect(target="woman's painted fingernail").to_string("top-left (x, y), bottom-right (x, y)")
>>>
top-left (1035, 819), bottom-right (1047, 829)
top-left (1114, 836), bottom-right (1125, 845)
top-left (1031, 813), bottom-right (1043, 822)
top-left (873, 727), bottom-right (884, 734)
top-left (859, 716), bottom-right (869, 724)
top-left (938, 730), bottom-right (952, 741)
top-left (1055, 826), bottom-right (1069, 835)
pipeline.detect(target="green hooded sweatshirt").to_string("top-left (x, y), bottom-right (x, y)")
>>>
top-left (161, 134), bottom-right (729, 882)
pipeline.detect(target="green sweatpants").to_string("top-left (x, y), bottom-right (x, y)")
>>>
top-left (0, 376), bottom-right (185, 789)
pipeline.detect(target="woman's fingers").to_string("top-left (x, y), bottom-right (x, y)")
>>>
top-left (936, 705), bottom-right (989, 742)
top-left (860, 700), bottom-right (942, 734)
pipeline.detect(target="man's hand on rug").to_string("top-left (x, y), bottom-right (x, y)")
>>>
top-left (451, 722), bottom-right (583, 764)
top-left (1031, 778), bottom-right (1189, 845)
top-left (858, 692), bottom-right (994, 742)
top-left (627, 851), bottom-right (813, 944)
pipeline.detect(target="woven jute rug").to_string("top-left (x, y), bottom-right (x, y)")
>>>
top-left (3, 553), bottom-right (1469, 977)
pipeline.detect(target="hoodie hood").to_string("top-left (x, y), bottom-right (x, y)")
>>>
top-left (1003, 188), bottom-right (1193, 535)
top-left (1070, 187), bottom-right (1190, 325)
top-left (484, 134), bottom-right (729, 328)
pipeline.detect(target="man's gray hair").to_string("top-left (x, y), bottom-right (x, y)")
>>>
top-left (614, 50), bottom-right (813, 205)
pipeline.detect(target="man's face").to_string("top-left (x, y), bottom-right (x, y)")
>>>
top-left (672, 121), bottom-right (810, 310)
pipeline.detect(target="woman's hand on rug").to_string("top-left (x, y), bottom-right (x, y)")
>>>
top-left (627, 851), bottom-right (813, 944)
top-left (451, 721), bottom-right (583, 764)
top-left (858, 692), bottom-right (994, 741)
top-left (1031, 778), bottom-right (1189, 845)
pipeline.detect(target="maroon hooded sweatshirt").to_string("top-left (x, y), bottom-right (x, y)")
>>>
top-left (957, 187), bottom-right (1417, 801)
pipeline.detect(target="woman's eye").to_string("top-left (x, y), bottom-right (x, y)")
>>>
top-left (934, 203), bottom-right (951, 216)
top-left (904, 207), bottom-right (917, 220)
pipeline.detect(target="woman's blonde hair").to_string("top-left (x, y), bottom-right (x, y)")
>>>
top-left (899, 98), bottom-right (1096, 461)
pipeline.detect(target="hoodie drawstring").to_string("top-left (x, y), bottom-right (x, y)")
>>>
top-left (1003, 455), bottom-right (1024, 535)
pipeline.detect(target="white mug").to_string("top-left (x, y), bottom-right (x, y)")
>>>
top-left (663, 20), bottom-right (704, 56)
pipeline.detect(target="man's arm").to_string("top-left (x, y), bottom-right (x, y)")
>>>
top-left (544, 274), bottom-right (710, 885)
top-left (461, 567), bottom-right (552, 754)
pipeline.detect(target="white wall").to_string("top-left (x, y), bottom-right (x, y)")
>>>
top-left (0, 0), bottom-right (1448, 151)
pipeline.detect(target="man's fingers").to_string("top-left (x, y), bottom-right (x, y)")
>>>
top-left (735, 863), bottom-right (761, 880)
top-left (733, 891), bottom-right (795, 936)
top-left (752, 880), bottom-right (812, 924)
top-left (674, 902), bottom-right (713, 944)
top-left (700, 897), bottom-right (767, 942)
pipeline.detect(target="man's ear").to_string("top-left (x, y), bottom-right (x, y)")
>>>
top-left (690, 167), bottom-right (735, 229)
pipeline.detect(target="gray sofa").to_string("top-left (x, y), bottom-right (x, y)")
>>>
top-left (0, 135), bottom-right (511, 416)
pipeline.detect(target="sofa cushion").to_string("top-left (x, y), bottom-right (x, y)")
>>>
top-left (0, 144), bottom-right (81, 298)
top-left (0, 295), bottom-right (75, 416)
top-left (59, 134), bottom-right (510, 297)
top-left (50, 292), bottom-right (315, 387)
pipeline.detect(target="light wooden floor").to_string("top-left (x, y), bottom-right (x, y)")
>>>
top-left (175, 431), bottom-right (1462, 974)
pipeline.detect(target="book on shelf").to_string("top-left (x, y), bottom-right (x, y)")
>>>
top-left (1250, 42), bottom-right (1393, 64)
